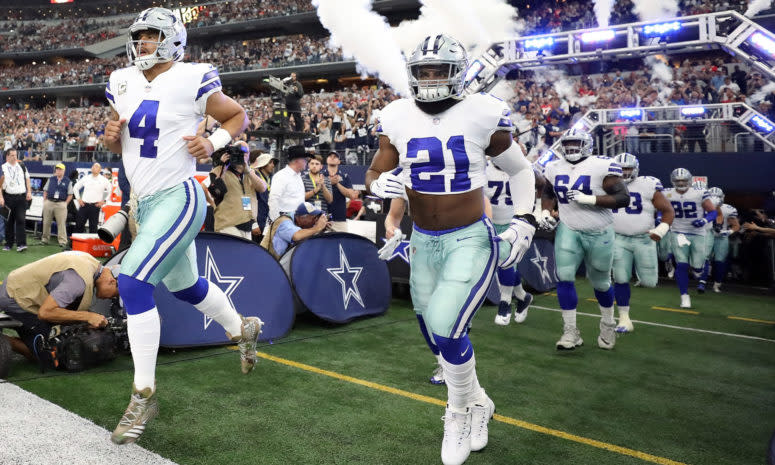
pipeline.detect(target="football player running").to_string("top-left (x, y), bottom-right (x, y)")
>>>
top-left (662, 168), bottom-right (717, 308)
top-left (103, 8), bottom-right (262, 444)
top-left (700, 187), bottom-right (739, 293)
top-left (366, 35), bottom-right (536, 465)
top-left (610, 153), bottom-right (674, 333)
top-left (540, 129), bottom-right (630, 351)
top-left (691, 179), bottom-right (716, 294)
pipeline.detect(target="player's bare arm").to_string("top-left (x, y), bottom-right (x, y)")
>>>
top-left (384, 197), bottom-right (406, 240)
top-left (184, 91), bottom-right (248, 162)
top-left (649, 190), bottom-right (675, 241)
top-left (105, 108), bottom-right (125, 155)
top-left (596, 175), bottom-right (630, 209)
top-left (365, 135), bottom-right (400, 190)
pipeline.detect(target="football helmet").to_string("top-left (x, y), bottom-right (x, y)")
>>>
top-left (406, 34), bottom-right (468, 102)
top-left (708, 186), bottom-right (724, 202)
top-left (126, 7), bottom-right (187, 71)
top-left (613, 152), bottom-right (639, 183)
top-left (670, 168), bottom-right (692, 193)
top-left (558, 129), bottom-right (593, 163)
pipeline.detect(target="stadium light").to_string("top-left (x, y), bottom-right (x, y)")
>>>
top-left (749, 32), bottom-right (775, 56)
top-left (618, 109), bottom-right (642, 119)
top-left (750, 115), bottom-right (775, 133)
top-left (579, 30), bottom-right (615, 43)
top-left (681, 107), bottom-right (706, 116)
top-left (523, 37), bottom-right (554, 51)
top-left (642, 21), bottom-right (682, 36)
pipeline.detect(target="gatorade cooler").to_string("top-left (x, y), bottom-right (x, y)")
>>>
top-left (70, 233), bottom-right (117, 258)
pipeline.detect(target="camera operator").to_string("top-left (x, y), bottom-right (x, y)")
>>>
top-left (261, 201), bottom-right (329, 259)
top-left (303, 154), bottom-right (332, 214)
top-left (0, 251), bottom-right (119, 364)
top-left (209, 142), bottom-right (267, 239)
top-left (284, 73), bottom-right (304, 131)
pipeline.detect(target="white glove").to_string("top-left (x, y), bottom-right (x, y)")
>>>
top-left (719, 230), bottom-right (732, 237)
top-left (675, 233), bottom-right (691, 247)
top-left (538, 209), bottom-right (557, 231)
top-left (378, 228), bottom-right (405, 260)
top-left (495, 216), bottom-right (536, 269)
top-left (370, 169), bottom-right (404, 199)
top-left (567, 190), bottom-right (596, 205)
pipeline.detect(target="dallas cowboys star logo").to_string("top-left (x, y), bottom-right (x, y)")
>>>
top-left (529, 243), bottom-right (555, 284)
top-left (380, 237), bottom-right (411, 264)
top-left (326, 244), bottom-right (364, 309)
top-left (201, 246), bottom-right (244, 330)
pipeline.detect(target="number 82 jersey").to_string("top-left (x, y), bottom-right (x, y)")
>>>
top-left (105, 62), bottom-right (221, 198)
top-left (376, 93), bottom-right (513, 195)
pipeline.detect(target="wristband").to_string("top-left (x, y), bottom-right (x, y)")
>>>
top-left (651, 222), bottom-right (670, 238)
top-left (206, 128), bottom-right (232, 152)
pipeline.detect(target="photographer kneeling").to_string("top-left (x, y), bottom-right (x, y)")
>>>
top-left (0, 251), bottom-right (119, 366)
top-left (209, 142), bottom-right (267, 239)
top-left (261, 202), bottom-right (329, 259)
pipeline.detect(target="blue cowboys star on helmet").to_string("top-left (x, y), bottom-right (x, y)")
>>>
top-left (126, 7), bottom-right (187, 71)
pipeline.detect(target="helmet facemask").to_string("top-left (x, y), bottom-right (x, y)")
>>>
top-left (127, 29), bottom-right (167, 71)
top-left (126, 7), bottom-right (187, 71)
top-left (408, 62), bottom-right (463, 102)
top-left (673, 178), bottom-right (690, 193)
top-left (561, 139), bottom-right (585, 162)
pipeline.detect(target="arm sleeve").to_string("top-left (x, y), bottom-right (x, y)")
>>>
top-left (48, 270), bottom-right (87, 309)
top-left (105, 79), bottom-right (116, 110)
top-left (491, 143), bottom-right (535, 215)
top-left (195, 65), bottom-right (222, 116)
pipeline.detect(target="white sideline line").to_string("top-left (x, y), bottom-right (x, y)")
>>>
top-left (0, 383), bottom-right (178, 465)
top-left (532, 305), bottom-right (775, 343)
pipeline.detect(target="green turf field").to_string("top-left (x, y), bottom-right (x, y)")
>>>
top-left (2, 239), bottom-right (774, 465)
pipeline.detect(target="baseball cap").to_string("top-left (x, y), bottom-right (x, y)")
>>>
top-left (55, 163), bottom-right (65, 170)
top-left (295, 202), bottom-right (323, 217)
top-left (327, 150), bottom-right (340, 158)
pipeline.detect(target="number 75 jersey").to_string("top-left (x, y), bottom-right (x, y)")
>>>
top-left (105, 62), bottom-right (221, 198)
top-left (376, 93), bottom-right (514, 195)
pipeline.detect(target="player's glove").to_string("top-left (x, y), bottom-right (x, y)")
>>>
top-left (691, 218), bottom-right (708, 227)
top-left (719, 230), bottom-right (732, 237)
top-left (675, 233), bottom-right (691, 247)
top-left (712, 222), bottom-right (723, 233)
top-left (495, 214), bottom-right (537, 269)
top-left (538, 209), bottom-right (558, 231)
top-left (567, 190), bottom-right (596, 205)
top-left (378, 228), bottom-right (406, 260)
top-left (370, 168), bottom-right (404, 199)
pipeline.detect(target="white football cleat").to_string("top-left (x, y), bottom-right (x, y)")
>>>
top-left (441, 406), bottom-right (472, 465)
top-left (513, 293), bottom-right (532, 324)
top-left (615, 316), bottom-right (634, 333)
top-left (597, 320), bottom-right (616, 350)
top-left (430, 363), bottom-right (445, 385)
top-left (470, 395), bottom-right (495, 452)
top-left (713, 282), bottom-right (722, 293)
top-left (665, 261), bottom-right (675, 279)
top-left (680, 294), bottom-right (691, 308)
top-left (556, 325), bottom-right (583, 350)
top-left (494, 301), bottom-right (511, 326)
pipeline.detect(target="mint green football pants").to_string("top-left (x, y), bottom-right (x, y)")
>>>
top-left (613, 233), bottom-right (658, 287)
top-left (554, 222), bottom-right (614, 291)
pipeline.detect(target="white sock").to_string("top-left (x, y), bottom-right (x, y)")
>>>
top-left (468, 372), bottom-right (487, 407)
top-left (498, 283), bottom-right (513, 303)
top-left (441, 354), bottom-right (477, 412)
top-left (436, 353), bottom-right (443, 366)
top-left (600, 306), bottom-right (615, 325)
top-left (562, 310), bottom-right (577, 327)
top-left (618, 306), bottom-right (630, 320)
top-left (194, 281), bottom-right (243, 336)
top-left (127, 309), bottom-right (160, 391)
top-left (513, 283), bottom-right (527, 301)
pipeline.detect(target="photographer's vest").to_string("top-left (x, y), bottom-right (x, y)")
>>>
top-left (260, 215), bottom-right (291, 259)
top-left (6, 252), bottom-right (100, 315)
top-left (212, 166), bottom-right (254, 232)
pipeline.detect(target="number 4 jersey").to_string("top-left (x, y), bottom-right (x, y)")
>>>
top-left (663, 187), bottom-right (710, 236)
top-left (106, 62), bottom-right (221, 198)
top-left (377, 93), bottom-right (513, 195)
top-left (543, 156), bottom-right (623, 232)
top-left (612, 176), bottom-right (663, 235)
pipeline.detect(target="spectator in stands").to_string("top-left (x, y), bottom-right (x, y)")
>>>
top-left (322, 151), bottom-right (357, 232)
top-left (347, 191), bottom-right (365, 221)
top-left (261, 201), bottom-right (328, 259)
top-left (284, 72), bottom-right (304, 131)
top-left (40, 163), bottom-right (72, 248)
top-left (210, 144), bottom-right (267, 240)
top-left (72, 162), bottom-right (110, 234)
top-left (268, 145), bottom-right (307, 222)
top-left (0, 149), bottom-right (31, 252)
top-left (303, 154), bottom-right (333, 214)
top-left (252, 151), bottom-right (278, 235)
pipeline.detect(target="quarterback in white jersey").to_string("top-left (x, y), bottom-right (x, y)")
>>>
top-left (541, 129), bottom-right (630, 351)
top-left (366, 34), bottom-right (536, 465)
top-left (610, 153), bottom-right (674, 333)
top-left (662, 168), bottom-right (717, 308)
top-left (103, 8), bottom-right (262, 445)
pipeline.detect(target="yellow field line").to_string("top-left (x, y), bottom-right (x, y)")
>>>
top-left (652, 306), bottom-right (699, 315)
top-left (727, 315), bottom-right (775, 325)
top-left (585, 298), bottom-right (597, 303)
top-left (254, 351), bottom-right (689, 465)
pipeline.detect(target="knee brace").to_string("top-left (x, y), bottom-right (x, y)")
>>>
top-left (172, 277), bottom-right (209, 305)
top-left (118, 274), bottom-right (156, 315)
top-left (432, 333), bottom-right (473, 365)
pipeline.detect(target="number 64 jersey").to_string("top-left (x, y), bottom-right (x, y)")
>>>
top-left (105, 62), bottom-right (221, 198)
top-left (612, 176), bottom-right (663, 235)
top-left (376, 93), bottom-right (513, 195)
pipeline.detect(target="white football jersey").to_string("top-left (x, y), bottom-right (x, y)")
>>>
top-left (377, 93), bottom-right (513, 195)
top-left (613, 176), bottom-right (663, 235)
top-left (484, 160), bottom-right (515, 224)
top-left (663, 187), bottom-right (710, 235)
top-left (544, 156), bottom-right (623, 232)
top-left (716, 203), bottom-right (738, 236)
top-left (106, 62), bottom-right (221, 198)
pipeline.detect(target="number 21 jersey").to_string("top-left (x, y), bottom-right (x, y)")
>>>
top-left (376, 93), bottom-right (513, 195)
top-left (106, 62), bottom-right (221, 198)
